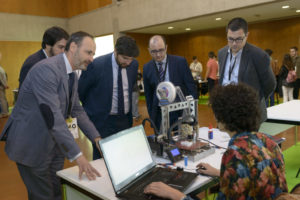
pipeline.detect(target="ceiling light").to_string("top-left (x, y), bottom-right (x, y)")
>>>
top-left (185, 28), bottom-right (191, 31)
top-left (215, 17), bottom-right (222, 21)
top-left (282, 5), bottom-right (290, 9)
top-left (296, 9), bottom-right (300, 13)
top-left (168, 26), bottom-right (174, 29)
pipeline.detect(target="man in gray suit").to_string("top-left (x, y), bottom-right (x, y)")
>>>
top-left (218, 17), bottom-right (276, 122)
top-left (0, 32), bottom-right (101, 200)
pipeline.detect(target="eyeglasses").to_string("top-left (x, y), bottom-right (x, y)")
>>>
top-left (227, 36), bottom-right (245, 44)
top-left (150, 48), bottom-right (166, 55)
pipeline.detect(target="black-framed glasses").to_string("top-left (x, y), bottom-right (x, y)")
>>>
top-left (227, 36), bottom-right (245, 44)
top-left (150, 48), bottom-right (166, 55)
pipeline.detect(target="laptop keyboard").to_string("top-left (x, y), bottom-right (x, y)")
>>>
top-left (130, 168), bottom-right (184, 195)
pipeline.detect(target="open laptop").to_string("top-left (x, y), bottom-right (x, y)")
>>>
top-left (99, 125), bottom-right (197, 200)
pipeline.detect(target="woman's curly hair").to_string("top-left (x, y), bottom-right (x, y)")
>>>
top-left (209, 83), bottom-right (261, 133)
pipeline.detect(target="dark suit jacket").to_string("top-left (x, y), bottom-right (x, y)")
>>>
top-left (0, 54), bottom-right (99, 167)
top-left (78, 53), bottom-right (138, 136)
top-left (143, 54), bottom-right (197, 129)
top-left (19, 49), bottom-right (47, 89)
top-left (218, 43), bottom-right (276, 122)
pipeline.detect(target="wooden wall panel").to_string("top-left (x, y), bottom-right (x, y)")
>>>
top-left (0, 41), bottom-right (41, 106)
top-left (0, 0), bottom-right (68, 18)
top-left (0, 0), bottom-right (112, 18)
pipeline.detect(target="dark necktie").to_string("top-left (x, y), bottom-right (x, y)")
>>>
top-left (158, 62), bottom-right (164, 82)
top-left (118, 67), bottom-right (125, 115)
top-left (68, 72), bottom-right (75, 98)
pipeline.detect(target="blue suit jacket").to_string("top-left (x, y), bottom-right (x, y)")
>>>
top-left (78, 53), bottom-right (138, 136)
top-left (143, 54), bottom-right (197, 129)
top-left (218, 43), bottom-right (276, 122)
top-left (18, 49), bottom-right (46, 89)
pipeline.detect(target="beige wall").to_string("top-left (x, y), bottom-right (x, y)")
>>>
top-left (67, 0), bottom-right (276, 35)
top-left (0, 41), bottom-right (41, 106)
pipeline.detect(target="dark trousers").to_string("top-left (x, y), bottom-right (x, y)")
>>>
top-left (194, 80), bottom-right (200, 99)
top-left (293, 78), bottom-right (300, 99)
top-left (207, 78), bottom-right (215, 93)
top-left (16, 146), bottom-right (64, 200)
top-left (93, 114), bottom-right (132, 160)
top-left (266, 92), bottom-right (275, 107)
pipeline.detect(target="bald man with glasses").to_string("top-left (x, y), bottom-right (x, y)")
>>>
top-left (143, 35), bottom-right (197, 130)
top-left (218, 17), bottom-right (276, 123)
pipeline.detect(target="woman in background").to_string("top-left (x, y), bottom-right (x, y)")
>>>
top-left (279, 54), bottom-right (295, 102)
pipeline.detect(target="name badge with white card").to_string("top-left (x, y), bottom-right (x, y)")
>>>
top-left (66, 117), bottom-right (79, 139)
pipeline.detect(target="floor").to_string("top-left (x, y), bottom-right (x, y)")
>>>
top-left (0, 99), bottom-right (298, 199)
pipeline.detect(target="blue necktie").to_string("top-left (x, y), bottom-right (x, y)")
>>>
top-left (118, 67), bottom-right (125, 115)
top-left (158, 62), bottom-right (164, 82)
top-left (68, 72), bottom-right (75, 98)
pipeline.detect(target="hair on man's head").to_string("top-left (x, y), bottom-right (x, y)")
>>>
top-left (148, 35), bottom-right (167, 48)
top-left (42, 26), bottom-right (69, 49)
top-left (209, 83), bottom-right (261, 133)
top-left (226, 17), bottom-right (248, 34)
top-left (65, 31), bottom-right (93, 51)
top-left (115, 35), bottom-right (139, 57)
top-left (290, 46), bottom-right (298, 51)
top-left (208, 51), bottom-right (216, 58)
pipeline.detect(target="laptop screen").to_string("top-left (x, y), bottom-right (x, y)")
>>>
top-left (99, 125), bottom-right (156, 193)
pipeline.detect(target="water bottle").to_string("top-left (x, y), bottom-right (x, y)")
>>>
top-left (208, 124), bottom-right (213, 140)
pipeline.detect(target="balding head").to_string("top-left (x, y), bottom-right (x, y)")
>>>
top-left (148, 35), bottom-right (167, 62)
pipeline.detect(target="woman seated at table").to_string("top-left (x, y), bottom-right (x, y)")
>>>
top-left (144, 83), bottom-right (288, 200)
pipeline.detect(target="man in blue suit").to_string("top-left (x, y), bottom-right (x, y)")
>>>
top-left (78, 35), bottom-right (139, 160)
top-left (143, 35), bottom-right (197, 131)
top-left (18, 26), bottom-right (69, 89)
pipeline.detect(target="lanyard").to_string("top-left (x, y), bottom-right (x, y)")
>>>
top-left (154, 58), bottom-right (169, 82)
top-left (228, 54), bottom-right (237, 81)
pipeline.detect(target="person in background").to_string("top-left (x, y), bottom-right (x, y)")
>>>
top-left (0, 52), bottom-right (9, 118)
top-left (190, 56), bottom-right (203, 97)
top-left (290, 46), bottom-right (300, 99)
top-left (18, 26), bottom-right (69, 89)
top-left (143, 35), bottom-right (197, 130)
top-left (144, 83), bottom-right (287, 200)
top-left (265, 49), bottom-right (279, 106)
top-left (205, 51), bottom-right (219, 93)
top-left (218, 17), bottom-right (276, 123)
top-left (279, 54), bottom-right (295, 103)
top-left (78, 35), bottom-right (139, 160)
top-left (0, 31), bottom-right (102, 200)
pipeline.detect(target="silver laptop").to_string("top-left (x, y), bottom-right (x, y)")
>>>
top-left (99, 125), bottom-right (197, 200)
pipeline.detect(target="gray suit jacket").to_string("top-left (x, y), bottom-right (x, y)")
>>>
top-left (0, 54), bottom-right (99, 167)
top-left (218, 43), bottom-right (276, 122)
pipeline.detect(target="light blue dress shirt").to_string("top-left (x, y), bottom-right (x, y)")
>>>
top-left (222, 48), bottom-right (243, 85)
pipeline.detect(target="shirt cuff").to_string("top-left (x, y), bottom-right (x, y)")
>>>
top-left (69, 152), bottom-right (82, 162)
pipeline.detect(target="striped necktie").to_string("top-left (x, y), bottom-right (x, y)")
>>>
top-left (158, 62), bottom-right (164, 82)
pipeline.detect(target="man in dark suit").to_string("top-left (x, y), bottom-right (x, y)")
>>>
top-left (18, 26), bottom-right (69, 89)
top-left (78, 35), bottom-right (139, 160)
top-left (218, 17), bottom-right (276, 122)
top-left (0, 32), bottom-right (101, 200)
top-left (143, 35), bottom-right (197, 131)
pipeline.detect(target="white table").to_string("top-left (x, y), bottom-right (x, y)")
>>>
top-left (57, 128), bottom-right (230, 200)
top-left (267, 100), bottom-right (300, 145)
